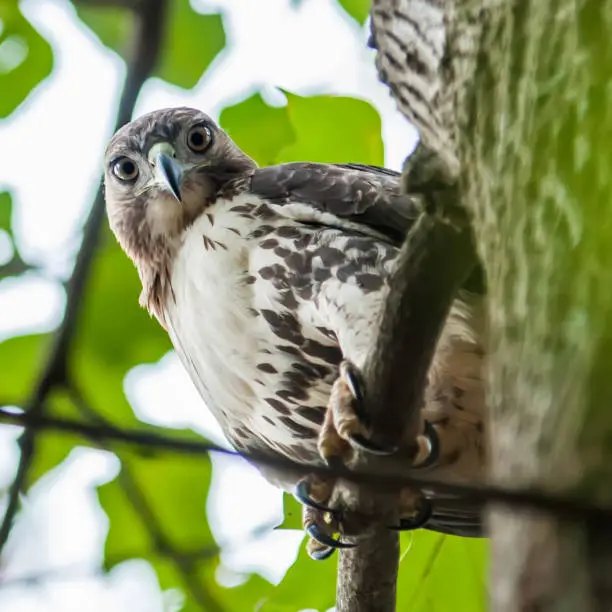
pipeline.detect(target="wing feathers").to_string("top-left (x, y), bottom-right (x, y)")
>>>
top-left (249, 162), bottom-right (419, 245)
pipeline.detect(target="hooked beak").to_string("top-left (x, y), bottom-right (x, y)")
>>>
top-left (157, 153), bottom-right (183, 202)
top-left (148, 143), bottom-right (183, 203)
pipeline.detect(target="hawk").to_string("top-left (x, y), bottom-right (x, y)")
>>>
top-left (104, 107), bottom-right (487, 559)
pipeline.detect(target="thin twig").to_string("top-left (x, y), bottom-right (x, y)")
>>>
top-left (1, 406), bottom-right (611, 524)
top-left (0, 255), bottom-right (32, 279)
top-left (0, 0), bottom-right (169, 556)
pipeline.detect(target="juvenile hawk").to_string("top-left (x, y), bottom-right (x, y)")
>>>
top-left (104, 107), bottom-right (487, 559)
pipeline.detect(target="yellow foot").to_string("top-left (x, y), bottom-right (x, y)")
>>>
top-left (294, 475), bottom-right (355, 561)
top-left (317, 360), bottom-right (396, 465)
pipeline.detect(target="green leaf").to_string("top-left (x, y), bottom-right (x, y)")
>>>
top-left (73, 5), bottom-right (129, 54)
top-left (259, 543), bottom-right (336, 611)
top-left (27, 388), bottom-right (84, 486)
top-left (73, 348), bottom-right (148, 428)
top-left (75, 0), bottom-right (225, 89)
top-left (0, 334), bottom-right (50, 405)
top-left (0, 341), bottom-right (98, 489)
top-left (0, 192), bottom-right (12, 236)
top-left (0, 2), bottom-right (53, 118)
top-left (29, 384), bottom-right (207, 492)
top-left (196, 561), bottom-right (274, 612)
top-left (396, 531), bottom-right (488, 611)
top-left (70, 230), bottom-right (178, 427)
top-left (99, 452), bottom-right (216, 569)
top-left (276, 492), bottom-right (302, 530)
top-left (220, 94), bottom-right (296, 167)
top-left (338, 0), bottom-right (371, 25)
top-left (220, 92), bottom-right (383, 168)
top-left (99, 452), bottom-right (275, 611)
top-left (0, 191), bottom-right (30, 278)
top-left (279, 93), bottom-right (384, 165)
top-left (74, 232), bottom-right (171, 373)
top-left (156, 0), bottom-right (225, 89)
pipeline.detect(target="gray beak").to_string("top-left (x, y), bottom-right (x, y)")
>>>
top-left (156, 152), bottom-right (183, 203)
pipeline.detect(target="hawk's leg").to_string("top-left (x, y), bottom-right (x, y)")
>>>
top-left (317, 360), bottom-right (439, 466)
top-left (317, 360), bottom-right (392, 463)
top-left (295, 475), bottom-right (356, 560)
top-left (296, 474), bottom-right (433, 560)
top-left (390, 488), bottom-right (433, 531)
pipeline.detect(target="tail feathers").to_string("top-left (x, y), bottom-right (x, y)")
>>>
top-left (426, 496), bottom-right (484, 538)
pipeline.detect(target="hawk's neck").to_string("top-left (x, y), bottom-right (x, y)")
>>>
top-left (138, 256), bottom-right (175, 329)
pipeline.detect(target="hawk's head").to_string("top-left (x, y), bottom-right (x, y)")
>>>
top-left (104, 107), bottom-right (255, 267)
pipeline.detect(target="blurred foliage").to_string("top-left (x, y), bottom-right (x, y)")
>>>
top-left (77, 0), bottom-right (225, 88)
top-left (0, 1), bottom-right (53, 117)
top-left (0, 0), bottom-right (488, 610)
top-left (220, 91), bottom-right (384, 166)
top-left (397, 532), bottom-right (487, 611)
top-left (278, 491), bottom-right (303, 530)
top-left (0, 191), bottom-right (31, 279)
top-left (220, 94), bottom-right (297, 166)
top-left (0, 192), bottom-right (12, 235)
top-left (0, 333), bottom-right (50, 402)
top-left (338, 0), bottom-right (371, 24)
top-left (291, 0), bottom-right (370, 24)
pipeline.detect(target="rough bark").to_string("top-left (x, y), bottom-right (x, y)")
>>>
top-left (372, 0), bottom-right (612, 610)
top-left (337, 527), bottom-right (400, 612)
top-left (465, 3), bottom-right (612, 609)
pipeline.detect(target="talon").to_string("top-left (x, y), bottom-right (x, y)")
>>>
top-left (318, 392), bottom-right (354, 465)
top-left (319, 359), bottom-right (396, 463)
top-left (340, 360), bottom-right (365, 407)
top-left (307, 539), bottom-right (336, 561)
top-left (294, 480), bottom-right (334, 513)
top-left (412, 420), bottom-right (440, 469)
top-left (306, 523), bottom-right (356, 550)
top-left (389, 497), bottom-right (433, 531)
top-left (348, 432), bottom-right (397, 455)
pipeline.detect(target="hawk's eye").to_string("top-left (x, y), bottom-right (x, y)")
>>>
top-left (112, 157), bottom-right (139, 182)
top-left (186, 125), bottom-right (212, 152)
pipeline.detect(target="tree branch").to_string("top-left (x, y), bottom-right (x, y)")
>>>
top-left (0, 255), bottom-right (33, 279)
top-left (335, 167), bottom-right (476, 611)
top-left (0, 0), bottom-right (168, 557)
top-left (337, 527), bottom-right (399, 611)
top-left (364, 208), bottom-right (476, 448)
top-left (3, 408), bottom-right (610, 524)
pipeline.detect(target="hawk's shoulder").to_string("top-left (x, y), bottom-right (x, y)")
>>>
top-left (248, 162), bottom-right (419, 246)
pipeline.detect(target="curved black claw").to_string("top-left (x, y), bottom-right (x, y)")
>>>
top-left (340, 360), bottom-right (398, 456)
top-left (294, 480), bottom-right (334, 513)
top-left (340, 360), bottom-right (365, 407)
top-left (308, 544), bottom-right (336, 561)
top-left (412, 420), bottom-right (440, 469)
top-left (388, 497), bottom-right (433, 531)
top-left (306, 523), bottom-right (356, 550)
top-left (349, 432), bottom-right (398, 456)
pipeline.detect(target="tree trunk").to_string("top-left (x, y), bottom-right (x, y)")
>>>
top-left (372, 0), bottom-right (612, 609)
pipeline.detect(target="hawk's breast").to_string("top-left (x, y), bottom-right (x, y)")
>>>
top-left (164, 193), bottom-right (350, 464)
